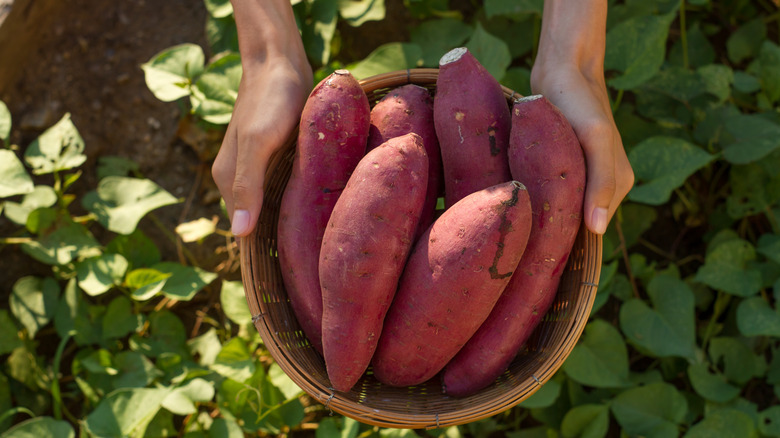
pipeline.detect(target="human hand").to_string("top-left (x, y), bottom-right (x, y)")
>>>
top-left (530, 64), bottom-right (634, 235)
top-left (212, 60), bottom-right (313, 237)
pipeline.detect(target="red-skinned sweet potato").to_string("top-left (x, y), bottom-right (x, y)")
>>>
top-left (320, 133), bottom-right (429, 392)
top-left (277, 70), bottom-right (370, 354)
top-left (442, 94), bottom-right (586, 397)
top-left (367, 84), bottom-right (442, 240)
top-left (434, 47), bottom-right (512, 207)
top-left (371, 180), bottom-right (532, 387)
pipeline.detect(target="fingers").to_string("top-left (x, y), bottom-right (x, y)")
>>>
top-left (576, 119), bottom-right (618, 235)
top-left (212, 119), bottom-right (238, 222)
top-left (230, 126), bottom-right (275, 237)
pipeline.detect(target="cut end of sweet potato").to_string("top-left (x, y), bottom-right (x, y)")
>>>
top-left (511, 180), bottom-right (527, 191)
top-left (439, 47), bottom-right (468, 66)
top-left (515, 94), bottom-right (544, 103)
top-left (333, 69), bottom-right (351, 76)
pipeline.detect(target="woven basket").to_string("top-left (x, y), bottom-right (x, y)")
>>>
top-left (239, 68), bottom-right (602, 430)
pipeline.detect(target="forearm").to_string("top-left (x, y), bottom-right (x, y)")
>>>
top-left (531, 0), bottom-right (607, 84)
top-left (230, 0), bottom-right (308, 71)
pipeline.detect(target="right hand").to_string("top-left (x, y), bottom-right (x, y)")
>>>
top-left (212, 58), bottom-right (313, 237)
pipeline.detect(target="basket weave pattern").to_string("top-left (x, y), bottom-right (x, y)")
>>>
top-left (239, 68), bottom-right (602, 429)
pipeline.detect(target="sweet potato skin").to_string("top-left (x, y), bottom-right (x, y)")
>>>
top-left (319, 133), bottom-right (429, 392)
top-left (277, 70), bottom-right (370, 354)
top-left (442, 95), bottom-right (586, 397)
top-left (371, 180), bottom-right (532, 387)
top-left (367, 84), bottom-right (442, 239)
top-left (434, 47), bottom-right (512, 207)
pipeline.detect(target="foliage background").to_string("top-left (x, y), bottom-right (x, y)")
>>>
top-left (1, 0), bottom-right (780, 437)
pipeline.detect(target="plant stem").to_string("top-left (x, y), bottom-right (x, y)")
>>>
top-left (51, 332), bottom-right (73, 421)
top-left (615, 208), bottom-right (641, 299)
top-left (611, 88), bottom-right (624, 114)
top-left (0, 407), bottom-right (36, 425)
top-left (0, 237), bottom-right (34, 245)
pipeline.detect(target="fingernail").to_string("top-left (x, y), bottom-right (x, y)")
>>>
top-left (231, 210), bottom-right (251, 236)
top-left (591, 207), bottom-right (608, 235)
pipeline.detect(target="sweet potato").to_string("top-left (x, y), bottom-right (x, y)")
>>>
top-left (371, 180), bottom-right (532, 387)
top-left (433, 47), bottom-right (512, 207)
top-left (441, 94), bottom-right (586, 397)
top-left (367, 84), bottom-right (442, 239)
top-left (319, 133), bottom-right (429, 392)
top-left (277, 70), bottom-right (370, 354)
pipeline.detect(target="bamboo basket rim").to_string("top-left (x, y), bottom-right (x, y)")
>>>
top-left (239, 68), bottom-right (602, 429)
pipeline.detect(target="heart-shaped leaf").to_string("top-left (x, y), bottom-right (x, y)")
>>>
top-left (736, 297), bottom-right (780, 337)
top-left (709, 337), bottom-right (766, 385)
top-left (3, 185), bottom-right (57, 225)
top-left (220, 280), bottom-right (252, 325)
top-left (760, 41), bottom-right (780, 103)
top-left (9, 276), bottom-right (60, 338)
top-left (465, 22), bottom-right (512, 81)
top-left (726, 17), bottom-right (766, 64)
top-left (563, 319), bottom-right (631, 388)
top-left (84, 388), bottom-right (171, 438)
top-left (687, 362), bottom-right (741, 403)
top-left (684, 409), bottom-right (756, 438)
top-left (628, 136), bottom-right (715, 205)
top-left (410, 18), bottom-right (473, 67)
top-left (0, 149), bottom-right (34, 198)
top-left (210, 337), bottom-right (255, 382)
top-left (190, 53), bottom-right (242, 125)
top-left (161, 378), bottom-right (215, 415)
top-left (723, 114), bottom-right (780, 164)
top-left (1, 417), bottom-right (75, 438)
top-left (301, 0), bottom-right (338, 66)
top-left (142, 43), bottom-right (205, 102)
top-left (605, 11), bottom-right (676, 90)
top-left (695, 236), bottom-right (762, 297)
top-left (0, 310), bottom-right (22, 355)
top-left (76, 253), bottom-right (129, 297)
top-left (561, 404), bottom-right (610, 438)
top-left (83, 176), bottom-right (179, 235)
top-left (611, 382), bottom-right (687, 438)
top-left (620, 275), bottom-right (697, 361)
top-left (338, 0), bottom-right (385, 27)
top-left (23, 113), bottom-right (86, 175)
top-left (102, 296), bottom-right (143, 340)
top-left (152, 262), bottom-right (217, 301)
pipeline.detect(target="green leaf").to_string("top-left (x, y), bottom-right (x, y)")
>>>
top-left (83, 176), bottom-right (180, 235)
top-left (129, 311), bottom-right (190, 358)
top-left (0, 150), bottom-right (34, 198)
top-left (102, 296), bottom-right (143, 340)
top-left (726, 17), bottom-right (767, 65)
top-left (0, 417), bottom-right (75, 438)
top-left (0, 309), bottom-right (22, 355)
top-left (642, 67), bottom-right (708, 102)
top-left (726, 160), bottom-right (780, 219)
top-left (759, 406), bottom-right (780, 437)
top-left (208, 418), bottom-right (244, 438)
top-left (683, 409), bottom-right (756, 438)
top-left (23, 113), bottom-right (86, 175)
top-left (54, 278), bottom-right (103, 345)
top-left (698, 64), bottom-right (733, 103)
top-left (604, 11), bottom-right (675, 89)
top-left (758, 234), bottom-right (780, 265)
top-left (518, 378), bottom-right (561, 409)
top-left (187, 328), bottom-right (222, 366)
top-left (220, 280), bottom-right (252, 325)
top-left (210, 337), bottom-right (255, 382)
top-left (301, 0), bottom-right (338, 66)
top-left (561, 404), bottom-right (609, 438)
top-left (268, 363), bottom-right (303, 400)
top-left (126, 268), bottom-right (170, 301)
top-left (3, 186), bottom-right (57, 225)
top-left (338, 0), bottom-right (385, 27)
top-left (695, 238), bottom-right (763, 297)
top-left (669, 22), bottom-right (715, 68)
top-left (723, 114), bottom-right (780, 164)
top-left (96, 155), bottom-right (140, 179)
top-left (465, 22), bottom-right (512, 81)
top-left (563, 319), bottom-right (631, 388)
top-left (347, 43), bottom-right (423, 80)
top-left (206, 14), bottom-right (239, 56)
top-left (113, 351), bottom-right (163, 389)
top-left (687, 362), bottom-right (741, 403)
top-left (106, 228), bottom-right (161, 269)
top-left (9, 276), bottom-right (59, 338)
top-left (759, 41), bottom-right (780, 103)
top-left (84, 388), bottom-right (171, 438)
top-left (142, 43), bottom-right (205, 102)
top-left (736, 297), bottom-right (780, 337)
top-left (484, 0), bottom-right (543, 17)
top-left (162, 378), bottom-right (215, 415)
top-left (627, 136), bottom-right (714, 205)
top-left (190, 53), bottom-right (242, 125)
top-left (611, 382), bottom-right (687, 438)
top-left (76, 253), bottom-right (129, 297)
top-left (152, 262), bottom-right (217, 301)
top-left (175, 217), bottom-right (217, 242)
top-left (500, 67), bottom-right (532, 97)
top-left (410, 18), bottom-right (473, 67)
top-left (0, 100), bottom-right (10, 144)
top-left (709, 337), bottom-right (766, 385)
top-left (619, 275), bottom-right (697, 360)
